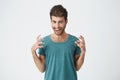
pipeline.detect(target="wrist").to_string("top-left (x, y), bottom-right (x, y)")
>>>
top-left (81, 48), bottom-right (86, 54)
top-left (81, 51), bottom-right (85, 54)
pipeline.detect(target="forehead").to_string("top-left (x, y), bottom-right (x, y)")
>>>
top-left (51, 16), bottom-right (65, 21)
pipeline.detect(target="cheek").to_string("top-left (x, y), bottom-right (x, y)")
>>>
top-left (51, 23), bottom-right (55, 28)
top-left (61, 22), bottom-right (66, 27)
top-left (51, 25), bottom-right (55, 29)
top-left (61, 24), bottom-right (66, 28)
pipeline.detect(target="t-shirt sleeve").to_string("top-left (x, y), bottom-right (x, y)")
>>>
top-left (38, 48), bottom-right (45, 56)
top-left (75, 45), bottom-right (81, 55)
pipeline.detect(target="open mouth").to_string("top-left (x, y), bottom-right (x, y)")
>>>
top-left (54, 29), bottom-right (62, 35)
top-left (55, 29), bottom-right (60, 31)
top-left (54, 28), bottom-right (62, 31)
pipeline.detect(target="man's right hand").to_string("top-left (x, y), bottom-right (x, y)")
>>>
top-left (31, 35), bottom-right (44, 55)
top-left (31, 35), bottom-right (46, 73)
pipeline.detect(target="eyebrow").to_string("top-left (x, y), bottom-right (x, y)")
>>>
top-left (52, 20), bottom-right (63, 22)
top-left (52, 20), bottom-right (56, 23)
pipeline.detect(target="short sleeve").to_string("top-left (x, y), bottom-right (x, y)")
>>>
top-left (75, 45), bottom-right (81, 55)
top-left (38, 48), bottom-right (45, 56)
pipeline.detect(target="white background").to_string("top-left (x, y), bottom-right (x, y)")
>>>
top-left (0, 0), bottom-right (120, 80)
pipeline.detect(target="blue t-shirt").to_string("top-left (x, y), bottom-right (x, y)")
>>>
top-left (38, 34), bottom-right (81, 80)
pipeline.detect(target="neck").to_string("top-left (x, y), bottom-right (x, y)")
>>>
top-left (51, 32), bottom-right (69, 42)
top-left (54, 32), bottom-right (67, 38)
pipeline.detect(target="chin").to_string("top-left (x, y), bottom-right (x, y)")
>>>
top-left (54, 29), bottom-right (65, 36)
top-left (55, 32), bottom-right (63, 36)
top-left (55, 33), bottom-right (62, 36)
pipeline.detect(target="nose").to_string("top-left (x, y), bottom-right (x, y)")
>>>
top-left (55, 22), bottom-right (60, 28)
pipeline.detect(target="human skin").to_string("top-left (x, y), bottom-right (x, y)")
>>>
top-left (31, 16), bottom-right (86, 72)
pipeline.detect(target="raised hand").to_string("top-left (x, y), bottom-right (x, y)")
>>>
top-left (31, 35), bottom-right (46, 72)
top-left (75, 35), bottom-right (86, 53)
top-left (31, 35), bottom-right (44, 55)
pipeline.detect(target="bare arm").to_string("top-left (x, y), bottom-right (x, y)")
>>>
top-left (75, 35), bottom-right (86, 71)
top-left (32, 50), bottom-right (46, 73)
top-left (75, 52), bottom-right (85, 71)
top-left (31, 35), bottom-right (46, 73)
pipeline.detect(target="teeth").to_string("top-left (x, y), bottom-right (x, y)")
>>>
top-left (55, 29), bottom-right (60, 30)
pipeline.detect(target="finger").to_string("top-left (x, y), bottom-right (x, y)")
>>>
top-left (79, 35), bottom-right (84, 40)
top-left (75, 40), bottom-right (80, 44)
top-left (37, 46), bottom-right (44, 48)
top-left (37, 42), bottom-right (44, 46)
top-left (75, 41), bottom-right (80, 46)
top-left (35, 43), bottom-right (44, 49)
top-left (79, 35), bottom-right (85, 44)
top-left (75, 40), bottom-right (81, 47)
top-left (75, 40), bottom-right (85, 48)
top-left (36, 35), bottom-right (41, 42)
top-left (40, 38), bottom-right (44, 42)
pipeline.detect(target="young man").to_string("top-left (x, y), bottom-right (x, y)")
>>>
top-left (31, 5), bottom-right (86, 80)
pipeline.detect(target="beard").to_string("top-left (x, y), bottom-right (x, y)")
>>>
top-left (53, 26), bottom-right (66, 36)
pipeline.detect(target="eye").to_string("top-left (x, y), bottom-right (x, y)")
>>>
top-left (52, 21), bottom-right (56, 24)
top-left (59, 21), bottom-right (63, 24)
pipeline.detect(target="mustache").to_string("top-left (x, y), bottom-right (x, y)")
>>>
top-left (53, 27), bottom-right (62, 29)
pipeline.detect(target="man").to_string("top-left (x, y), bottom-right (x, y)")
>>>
top-left (31, 5), bottom-right (86, 80)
